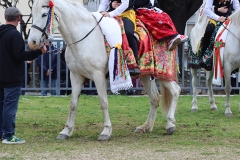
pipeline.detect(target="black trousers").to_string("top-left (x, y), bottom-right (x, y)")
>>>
top-left (122, 17), bottom-right (138, 63)
top-left (201, 22), bottom-right (215, 54)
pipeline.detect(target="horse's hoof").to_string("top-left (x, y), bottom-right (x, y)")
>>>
top-left (56, 134), bottom-right (69, 140)
top-left (134, 128), bottom-right (144, 133)
top-left (191, 108), bottom-right (198, 112)
top-left (210, 107), bottom-right (218, 111)
top-left (166, 126), bottom-right (175, 135)
top-left (225, 113), bottom-right (233, 117)
top-left (97, 135), bottom-right (110, 141)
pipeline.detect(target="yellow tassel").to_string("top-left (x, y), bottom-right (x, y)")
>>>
top-left (115, 43), bottom-right (121, 50)
top-left (177, 64), bottom-right (180, 73)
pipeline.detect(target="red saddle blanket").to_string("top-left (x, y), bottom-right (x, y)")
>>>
top-left (105, 17), bottom-right (177, 82)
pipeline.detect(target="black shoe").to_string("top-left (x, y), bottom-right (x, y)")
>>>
top-left (129, 68), bottom-right (140, 77)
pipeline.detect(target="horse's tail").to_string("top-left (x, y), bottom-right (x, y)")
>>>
top-left (161, 63), bottom-right (179, 116)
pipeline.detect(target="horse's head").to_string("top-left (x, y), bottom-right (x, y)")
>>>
top-left (28, 0), bottom-right (60, 50)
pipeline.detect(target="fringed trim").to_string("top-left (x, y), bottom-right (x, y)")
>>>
top-left (111, 81), bottom-right (133, 95)
top-left (110, 43), bottom-right (133, 94)
top-left (113, 43), bottom-right (128, 81)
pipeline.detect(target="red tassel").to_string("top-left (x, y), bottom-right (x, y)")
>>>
top-left (49, 0), bottom-right (54, 8)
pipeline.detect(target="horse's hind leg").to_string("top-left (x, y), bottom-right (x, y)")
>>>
top-left (190, 68), bottom-right (199, 112)
top-left (92, 73), bottom-right (112, 141)
top-left (161, 81), bottom-right (181, 135)
top-left (56, 73), bottom-right (84, 140)
top-left (134, 76), bottom-right (160, 133)
top-left (224, 66), bottom-right (233, 117)
top-left (206, 70), bottom-right (217, 110)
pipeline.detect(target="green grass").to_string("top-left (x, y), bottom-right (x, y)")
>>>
top-left (1, 95), bottom-right (240, 159)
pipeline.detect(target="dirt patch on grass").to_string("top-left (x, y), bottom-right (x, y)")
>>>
top-left (1, 143), bottom-right (240, 160)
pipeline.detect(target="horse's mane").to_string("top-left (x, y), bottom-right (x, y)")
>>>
top-left (32, 0), bottom-right (45, 13)
top-left (229, 9), bottom-right (240, 26)
top-left (33, 0), bottom-right (83, 10)
top-left (64, 0), bottom-right (83, 6)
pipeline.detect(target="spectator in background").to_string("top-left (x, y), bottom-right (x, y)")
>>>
top-left (60, 47), bottom-right (71, 95)
top-left (37, 41), bottom-right (57, 96)
top-left (230, 69), bottom-right (239, 95)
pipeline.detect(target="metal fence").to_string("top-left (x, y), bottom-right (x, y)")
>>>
top-left (22, 39), bottom-right (240, 96)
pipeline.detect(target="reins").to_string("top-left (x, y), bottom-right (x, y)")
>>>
top-left (222, 25), bottom-right (240, 42)
top-left (47, 15), bottom-right (104, 54)
top-left (68, 15), bottom-right (104, 46)
top-left (221, 18), bottom-right (240, 42)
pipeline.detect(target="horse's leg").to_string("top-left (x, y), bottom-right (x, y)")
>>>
top-left (134, 76), bottom-right (160, 133)
top-left (56, 73), bottom-right (84, 140)
top-left (160, 80), bottom-right (181, 135)
top-left (190, 68), bottom-right (198, 112)
top-left (206, 70), bottom-right (218, 110)
top-left (224, 67), bottom-right (233, 117)
top-left (92, 73), bottom-right (112, 141)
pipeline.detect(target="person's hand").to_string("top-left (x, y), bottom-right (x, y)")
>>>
top-left (112, 1), bottom-right (121, 9)
top-left (218, 6), bottom-right (228, 13)
top-left (46, 69), bottom-right (52, 76)
top-left (218, 16), bottom-right (226, 22)
top-left (101, 11), bottom-right (110, 17)
top-left (41, 45), bottom-right (47, 54)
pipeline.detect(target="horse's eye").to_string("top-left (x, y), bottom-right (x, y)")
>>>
top-left (42, 13), bottom-right (48, 17)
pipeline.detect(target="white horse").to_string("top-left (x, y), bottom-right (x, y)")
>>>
top-left (189, 4), bottom-right (240, 117)
top-left (28, 0), bottom-right (181, 140)
top-left (189, 0), bottom-right (217, 112)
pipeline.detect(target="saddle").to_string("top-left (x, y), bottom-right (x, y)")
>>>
top-left (92, 12), bottom-right (178, 83)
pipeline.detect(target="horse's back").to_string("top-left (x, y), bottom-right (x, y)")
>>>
top-left (224, 23), bottom-right (240, 69)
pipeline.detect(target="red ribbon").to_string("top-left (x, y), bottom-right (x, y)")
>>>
top-left (49, 0), bottom-right (54, 8)
top-left (213, 19), bottom-right (230, 79)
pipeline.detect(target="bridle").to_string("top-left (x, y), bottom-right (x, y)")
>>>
top-left (31, 5), bottom-right (104, 50)
top-left (31, 5), bottom-right (59, 40)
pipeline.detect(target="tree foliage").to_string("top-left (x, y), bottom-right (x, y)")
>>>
top-left (0, 0), bottom-right (19, 8)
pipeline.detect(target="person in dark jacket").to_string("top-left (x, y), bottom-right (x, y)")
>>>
top-left (0, 7), bottom-right (46, 144)
top-left (37, 41), bottom-right (58, 96)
